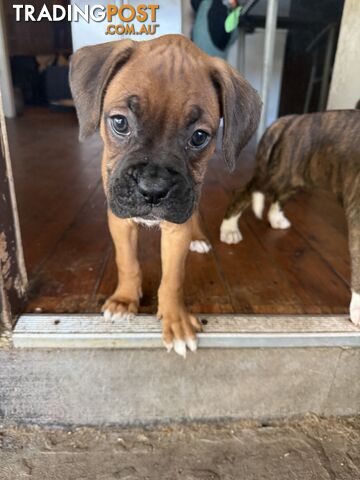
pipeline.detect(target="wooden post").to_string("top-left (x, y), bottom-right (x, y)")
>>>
top-left (327, 0), bottom-right (360, 109)
top-left (0, 91), bottom-right (27, 330)
top-left (257, 0), bottom-right (279, 140)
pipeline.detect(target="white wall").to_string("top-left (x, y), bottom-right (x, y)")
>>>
top-left (327, 0), bottom-right (360, 110)
top-left (228, 29), bottom-right (287, 128)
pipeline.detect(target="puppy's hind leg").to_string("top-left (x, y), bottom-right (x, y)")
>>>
top-left (252, 191), bottom-right (265, 219)
top-left (221, 182), bottom-right (254, 244)
top-left (267, 190), bottom-right (294, 230)
top-left (189, 210), bottom-right (211, 254)
top-left (268, 202), bottom-right (291, 230)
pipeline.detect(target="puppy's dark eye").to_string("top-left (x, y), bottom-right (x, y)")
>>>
top-left (111, 115), bottom-right (130, 136)
top-left (189, 130), bottom-right (209, 148)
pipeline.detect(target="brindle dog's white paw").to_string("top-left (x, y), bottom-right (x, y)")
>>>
top-left (220, 216), bottom-right (242, 244)
top-left (350, 291), bottom-right (360, 326)
top-left (220, 227), bottom-right (243, 244)
top-left (102, 296), bottom-right (138, 322)
top-left (189, 240), bottom-right (211, 254)
top-left (268, 202), bottom-right (291, 230)
top-left (270, 216), bottom-right (291, 230)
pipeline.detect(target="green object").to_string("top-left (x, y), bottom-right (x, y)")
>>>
top-left (225, 6), bottom-right (242, 33)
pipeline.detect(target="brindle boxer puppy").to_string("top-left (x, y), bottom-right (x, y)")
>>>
top-left (70, 34), bottom-right (261, 357)
top-left (220, 110), bottom-right (360, 326)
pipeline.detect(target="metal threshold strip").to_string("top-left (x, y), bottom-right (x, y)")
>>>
top-left (12, 314), bottom-right (360, 349)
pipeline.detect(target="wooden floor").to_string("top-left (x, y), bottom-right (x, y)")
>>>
top-left (8, 108), bottom-right (351, 315)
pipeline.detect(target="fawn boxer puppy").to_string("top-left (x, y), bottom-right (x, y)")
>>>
top-left (220, 110), bottom-right (360, 326)
top-left (70, 34), bottom-right (261, 356)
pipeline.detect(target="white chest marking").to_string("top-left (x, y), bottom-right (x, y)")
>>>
top-left (132, 218), bottom-right (161, 228)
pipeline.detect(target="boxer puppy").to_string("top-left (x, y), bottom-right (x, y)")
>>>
top-left (220, 110), bottom-right (360, 326)
top-left (70, 34), bottom-right (261, 357)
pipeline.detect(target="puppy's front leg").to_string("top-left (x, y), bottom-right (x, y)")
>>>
top-left (158, 218), bottom-right (202, 357)
top-left (102, 211), bottom-right (142, 320)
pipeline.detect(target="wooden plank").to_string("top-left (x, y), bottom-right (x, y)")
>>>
top-left (186, 244), bottom-right (234, 313)
top-left (285, 193), bottom-right (350, 285)
top-left (245, 209), bottom-right (350, 314)
top-left (293, 191), bottom-right (347, 233)
top-left (25, 182), bottom-right (110, 313)
top-left (201, 157), bottom-right (308, 313)
top-left (7, 108), bottom-right (103, 276)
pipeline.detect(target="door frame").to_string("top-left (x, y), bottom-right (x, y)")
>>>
top-left (0, 91), bottom-right (27, 330)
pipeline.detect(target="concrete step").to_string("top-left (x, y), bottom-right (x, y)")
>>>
top-left (0, 314), bottom-right (359, 427)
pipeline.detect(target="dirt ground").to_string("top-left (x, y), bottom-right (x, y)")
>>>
top-left (1, 416), bottom-right (359, 480)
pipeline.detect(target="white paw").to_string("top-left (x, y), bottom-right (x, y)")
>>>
top-left (350, 291), bottom-right (360, 326)
top-left (185, 337), bottom-right (198, 353)
top-left (220, 215), bottom-right (242, 244)
top-left (189, 240), bottom-right (211, 254)
top-left (103, 309), bottom-right (135, 322)
top-left (174, 339), bottom-right (187, 358)
top-left (164, 341), bottom-right (173, 353)
top-left (163, 337), bottom-right (198, 358)
top-left (270, 216), bottom-right (291, 230)
top-left (268, 202), bottom-right (291, 230)
top-left (220, 229), bottom-right (243, 244)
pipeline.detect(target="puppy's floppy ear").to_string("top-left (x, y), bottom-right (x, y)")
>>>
top-left (210, 58), bottom-right (262, 171)
top-left (69, 40), bottom-right (136, 140)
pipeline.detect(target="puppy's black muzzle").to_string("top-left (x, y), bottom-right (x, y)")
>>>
top-left (109, 162), bottom-right (195, 224)
top-left (132, 163), bottom-right (174, 206)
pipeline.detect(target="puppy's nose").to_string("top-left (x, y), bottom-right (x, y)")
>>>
top-left (135, 165), bottom-right (173, 205)
top-left (138, 177), bottom-right (171, 205)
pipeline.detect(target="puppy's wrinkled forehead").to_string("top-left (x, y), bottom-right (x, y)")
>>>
top-left (70, 34), bottom-right (262, 170)
top-left (103, 42), bottom-right (220, 134)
